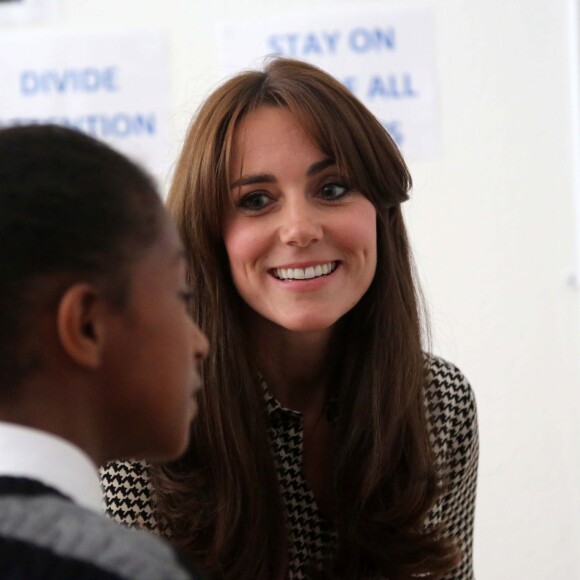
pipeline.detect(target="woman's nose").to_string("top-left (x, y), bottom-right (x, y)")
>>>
top-left (278, 199), bottom-right (323, 247)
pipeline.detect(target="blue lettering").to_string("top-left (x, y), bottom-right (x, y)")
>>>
top-left (402, 73), bottom-right (418, 97)
top-left (108, 114), bottom-right (130, 137)
top-left (18, 67), bottom-right (120, 96)
top-left (367, 74), bottom-right (418, 99)
top-left (20, 71), bottom-right (38, 95)
top-left (0, 113), bottom-right (155, 139)
top-left (267, 31), bottom-right (342, 57)
top-left (349, 27), bottom-right (396, 53)
top-left (368, 76), bottom-right (389, 98)
top-left (84, 115), bottom-right (100, 135)
top-left (302, 33), bottom-right (323, 55)
top-left (132, 114), bottom-right (156, 135)
top-left (374, 28), bottom-right (395, 50)
top-left (286, 33), bottom-right (300, 56)
top-left (267, 35), bottom-right (285, 56)
top-left (350, 28), bottom-right (370, 53)
top-left (322, 31), bottom-right (341, 54)
top-left (52, 72), bottom-right (68, 93)
top-left (101, 113), bottom-right (156, 138)
top-left (83, 68), bottom-right (101, 92)
top-left (103, 67), bottom-right (119, 91)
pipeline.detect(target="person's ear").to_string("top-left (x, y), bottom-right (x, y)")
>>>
top-left (56, 283), bottom-right (107, 369)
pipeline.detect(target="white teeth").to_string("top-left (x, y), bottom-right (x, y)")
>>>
top-left (273, 262), bottom-right (337, 280)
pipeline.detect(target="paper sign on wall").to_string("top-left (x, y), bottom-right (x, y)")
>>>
top-left (0, 0), bottom-right (60, 24)
top-left (0, 30), bottom-right (171, 181)
top-left (218, 5), bottom-right (439, 161)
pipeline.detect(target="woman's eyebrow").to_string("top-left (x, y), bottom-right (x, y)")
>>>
top-left (306, 158), bottom-right (335, 177)
top-left (230, 173), bottom-right (276, 188)
top-left (230, 158), bottom-right (335, 189)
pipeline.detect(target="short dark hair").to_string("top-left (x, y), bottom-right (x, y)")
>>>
top-left (0, 124), bottom-right (163, 391)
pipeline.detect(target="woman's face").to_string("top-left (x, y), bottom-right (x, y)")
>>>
top-left (223, 105), bottom-right (377, 334)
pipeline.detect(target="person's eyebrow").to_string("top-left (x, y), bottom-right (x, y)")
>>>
top-left (230, 173), bottom-right (277, 189)
top-left (230, 158), bottom-right (336, 189)
top-left (306, 158), bottom-right (335, 177)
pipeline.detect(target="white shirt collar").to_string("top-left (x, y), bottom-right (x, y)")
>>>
top-left (0, 421), bottom-right (103, 513)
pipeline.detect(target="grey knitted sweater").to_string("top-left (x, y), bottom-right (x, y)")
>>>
top-left (0, 476), bottom-right (204, 579)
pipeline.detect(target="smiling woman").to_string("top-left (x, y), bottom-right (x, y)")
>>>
top-left (224, 105), bottom-right (377, 334)
top-left (101, 58), bottom-right (478, 580)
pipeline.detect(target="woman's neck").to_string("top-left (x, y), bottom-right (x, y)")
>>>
top-left (246, 314), bottom-right (337, 414)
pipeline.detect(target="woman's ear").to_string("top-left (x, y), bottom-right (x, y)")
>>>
top-left (56, 284), bottom-right (107, 369)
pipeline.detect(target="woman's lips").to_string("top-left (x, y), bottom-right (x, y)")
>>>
top-left (270, 261), bottom-right (339, 281)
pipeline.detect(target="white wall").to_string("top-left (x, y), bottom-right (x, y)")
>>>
top-left (2, 1), bottom-right (579, 577)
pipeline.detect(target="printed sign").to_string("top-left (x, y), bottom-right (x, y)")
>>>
top-left (0, 30), bottom-right (171, 181)
top-left (218, 5), bottom-right (439, 160)
top-left (0, 0), bottom-right (60, 24)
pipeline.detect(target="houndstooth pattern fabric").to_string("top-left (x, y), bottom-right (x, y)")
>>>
top-left (263, 385), bottom-right (338, 576)
top-left (100, 355), bottom-right (478, 579)
top-left (423, 356), bottom-right (478, 580)
top-left (99, 459), bottom-right (161, 533)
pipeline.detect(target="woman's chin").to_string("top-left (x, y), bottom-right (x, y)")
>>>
top-left (275, 315), bottom-right (339, 335)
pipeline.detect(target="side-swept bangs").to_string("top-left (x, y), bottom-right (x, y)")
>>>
top-left (179, 58), bottom-right (412, 246)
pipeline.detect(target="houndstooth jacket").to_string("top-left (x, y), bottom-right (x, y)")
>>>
top-left (100, 355), bottom-right (478, 579)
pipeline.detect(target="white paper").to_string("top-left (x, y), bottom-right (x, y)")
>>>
top-left (0, 30), bottom-right (171, 181)
top-left (218, 5), bottom-right (440, 161)
top-left (0, 0), bottom-right (60, 24)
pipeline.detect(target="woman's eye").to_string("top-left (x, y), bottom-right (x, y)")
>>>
top-left (238, 192), bottom-right (272, 211)
top-left (318, 182), bottom-right (350, 201)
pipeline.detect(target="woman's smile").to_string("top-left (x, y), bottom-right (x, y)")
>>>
top-left (270, 261), bottom-right (338, 281)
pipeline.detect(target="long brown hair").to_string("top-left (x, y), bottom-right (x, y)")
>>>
top-left (152, 58), bottom-right (459, 578)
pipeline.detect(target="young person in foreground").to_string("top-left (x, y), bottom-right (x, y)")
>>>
top-left (0, 125), bottom-right (209, 579)
top-left (102, 58), bottom-right (479, 579)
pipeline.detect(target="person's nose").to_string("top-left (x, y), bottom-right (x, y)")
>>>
top-left (191, 322), bottom-right (209, 363)
top-left (278, 197), bottom-right (322, 248)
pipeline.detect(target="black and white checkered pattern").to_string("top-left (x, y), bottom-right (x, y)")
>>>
top-left (263, 386), bottom-right (338, 576)
top-left (423, 356), bottom-right (478, 580)
top-left (100, 355), bottom-right (478, 579)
